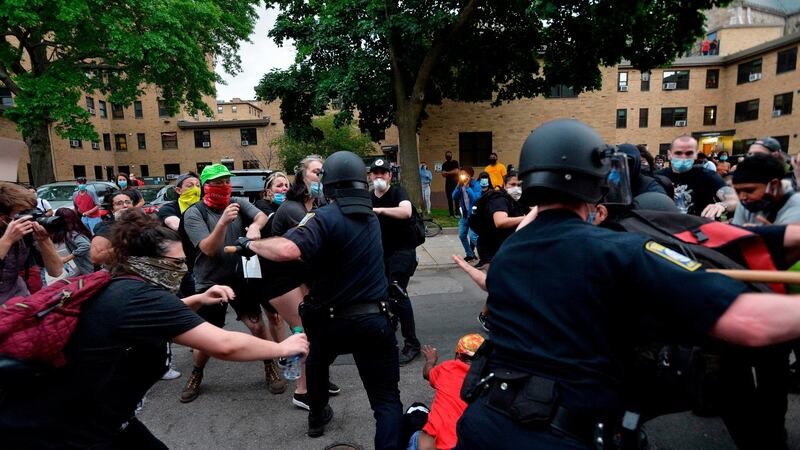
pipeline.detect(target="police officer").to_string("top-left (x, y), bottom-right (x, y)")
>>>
top-left (236, 151), bottom-right (402, 449)
top-left (455, 119), bottom-right (800, 449)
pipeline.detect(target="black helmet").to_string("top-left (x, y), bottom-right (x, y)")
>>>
top-left (518, 119), bottom-right (613, 205)
top-left (321, 151), bottom-right (371, 215)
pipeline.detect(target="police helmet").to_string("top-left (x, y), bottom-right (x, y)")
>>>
top-left (518, 119), bottom-right (613, 205)
top-left (321, 151), bottom-right (372, 215)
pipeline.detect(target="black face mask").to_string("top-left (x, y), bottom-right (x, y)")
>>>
top-left (445, 155), bottom-right (452, 161)
top-left (489, 159), bottom-right (497, 165)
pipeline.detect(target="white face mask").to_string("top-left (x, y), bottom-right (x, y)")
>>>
top-left (507, 187), bottom-right (522, 201)
top-left (373, 178), bottom-right (388, 192)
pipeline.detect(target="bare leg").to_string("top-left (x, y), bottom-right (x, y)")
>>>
top-left (270, 286), bottom-right (307, 393)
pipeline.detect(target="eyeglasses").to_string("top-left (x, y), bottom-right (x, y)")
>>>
top-left (113, 200), bottom-right (133, 206)
top-left (162, 255), bottom-right (187, 265)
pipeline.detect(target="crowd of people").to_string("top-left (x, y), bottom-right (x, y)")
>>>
top-left (3, 121), bottom-right (800, 450)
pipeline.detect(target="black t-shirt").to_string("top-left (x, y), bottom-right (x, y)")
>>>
top-left (655, 167), bottom-right (726, 216)
top-left (93, 218), bottom-right (114, 238)
top-left (284, 202), bottom-right (388, 306)
top-left (271, 200), bottom-right (309, 237)
top-left (476, 192), bottom-right (526, 261)
top-left (371, 185), bottom-right (417, 252)
top-left (442, 159), bottom-right (460, 185)
top-left (485, 209), bottom-right (746, 420)
top-left (0, 278), bottom-right (204, 448)
top-left (156, 201), bottom-right (198, 270)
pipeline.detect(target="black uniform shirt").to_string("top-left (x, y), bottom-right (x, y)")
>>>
top-left (485, 209), bottom-right (747, 419)
top-left (284, 201), bottom-right (388, 306)
top-left (655, 166), bottom-right (726, 216)
top-left (371, 185), bottom-right (417, 252)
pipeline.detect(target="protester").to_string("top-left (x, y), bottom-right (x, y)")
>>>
top-left (636, 145), bottom-right (655, 176)
top-left (116, 173), bottom-right (144, 207)
top-left (90, 191), bottom-right (136, 266)
top-left (419, 162), bottom-right (432, 214)
top-left (72, 177), bottom-right (102, 234)
top-left (50, 208), bottom-right (93, 276)
top-left (716, 150), bottom-right (732, 177)
top-left (0, 209), bottom-right (309, 449)
top-left (696, 152), bottom-right (717, 172)
top-left (129, 173), bottom-right (144, 187)
top-left (732, 154), bottom-right (800, 226)
top-left (254, 171), bottom-right (290, 221)
top-left (0, 182), bottom-right (63, 303)
top-left (441, 151), bottom-right (460, 217)
top-left (452, 167), bottom-right (481, 262)
top-left (484, 152), bottom-right (507, 189)
top-left (27, 186), bottom-right (53, 217)
top-left (272, 161), bottom-right (318, 236)
top-left (295, 154), bottom-right (325, 207)
top-left (476, 171), bottom-right (492, 195)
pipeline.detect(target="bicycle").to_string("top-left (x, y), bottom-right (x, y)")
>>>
top-left (423, 218), bottom-right (442, 237)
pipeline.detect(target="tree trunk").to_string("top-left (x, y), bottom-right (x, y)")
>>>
top-left (396, 106), bottom-right (423, 212)
top-left (25, 123), bottom-right (56, 186)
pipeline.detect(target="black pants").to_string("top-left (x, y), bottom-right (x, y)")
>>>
top-left (306, 313), bottom-right (403, 450)
top-left (386, 248), bottom-right (420, 349)
top-left (445, 181), bottom-right (457, 216)
top-left (111, 418), bottom-right (168, 450)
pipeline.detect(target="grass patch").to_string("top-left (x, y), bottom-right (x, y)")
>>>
top-left (426, 209), bottom-right (460, 228)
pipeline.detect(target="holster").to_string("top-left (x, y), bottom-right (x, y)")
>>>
top-left (298, 297), bottom-right (324, 333)
top-left (486, 369), bottom-right (559, 425)
top-left (386, 282), bottom-right (407, 331)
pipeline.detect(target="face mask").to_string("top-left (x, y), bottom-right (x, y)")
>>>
top-left (420, 165), bottom-right (426, 170)
top-left (670, 158), bottom-right (694, 173)
top-left (489, 159), bottom-right (497, 165)
top-left (741, 198), bottom-right (772, 213)
top-left (445, 155), bottom-right (452, 161)
top-left (373, 178), bottom-right (388, 192)
top-left (118, 180), bottom-right (128, 188)
top-left (587, 211), bottom-right (597, 225)
top-left (123, 256), bottom-right (188, 294)
top-left (719, 156), bottom-right (728, 161)
top-left (78, 184), bottom-right (87, 191)
top-left (203, 183), bottom-right (232, 210)
top-left (309, 181), bottom-right (322, 197)
top-left (273, 193), bottom-right (286, 205)
top-left (507, 187), bottom-right (522, 201)
top-left (480, 179), bottom-right (489, 187)
top-left (178, 186), bottom-right (201, 213)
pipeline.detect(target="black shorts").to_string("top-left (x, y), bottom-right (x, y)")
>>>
top-left (195, 281), bottom-right (275, 327)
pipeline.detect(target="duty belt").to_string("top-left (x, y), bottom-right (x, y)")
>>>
top-left (325, 301), bottom-right (391, 319)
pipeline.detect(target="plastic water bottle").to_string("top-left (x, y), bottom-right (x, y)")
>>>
top-left (283, 326), bottom-right (303, 380)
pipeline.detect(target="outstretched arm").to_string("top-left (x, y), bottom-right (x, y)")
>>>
top-left (453, 255), bottom-right (487, 291)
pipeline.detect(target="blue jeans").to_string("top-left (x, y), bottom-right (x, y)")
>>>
top-left (81, 216), bottom-right (101, 235)
top-left (458, 217), bottom-right (478, 258)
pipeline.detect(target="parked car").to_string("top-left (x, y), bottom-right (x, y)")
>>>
top-left (230, 169), bottom-right (274, 203)
top-left (139, 184), bottom-right (177, 214)
top-left (36, 181), bottom-right (118, 214)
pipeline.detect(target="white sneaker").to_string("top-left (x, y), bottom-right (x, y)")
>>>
top-left (162, 368), bottom-right (182, 380)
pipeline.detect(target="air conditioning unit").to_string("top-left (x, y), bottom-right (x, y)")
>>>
top-left (674, 120), bottom-right (687, 127)
top-left (70, 139), bottom-right (81, 147)
top-left (773, 109), bottom-right (782, 117)
top-left (641, 72), bottom-right (650, 81)
top-left (619, 85), bottom-right (629, 92)
top-left (91, 142), bottom-right (100, 149)
top-left (664, 82), bottom-right (677, 90)
top-left (749, 72), bottom-right (762, 82)
top-left (241, 140), bottom-right (249, 146)
top-left (202, 141), bottom-right (211, 148)
top-left (87, 107), bottom-right (95, 114)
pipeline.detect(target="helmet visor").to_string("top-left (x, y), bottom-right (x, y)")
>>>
top-left (603, 152), bottom-right (633, 206)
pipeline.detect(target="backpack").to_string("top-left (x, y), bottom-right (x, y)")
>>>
top-left (410, 204), bottom-right (426, 247)
top-left (467, 190), bottom-right (509, 236)
top-left (0, 270), bottom-right (114, 373)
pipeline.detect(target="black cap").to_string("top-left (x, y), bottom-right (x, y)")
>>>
top-left (369, 158), bottom-right (391, 173)
top-left (753, 137), bottom-right (781, 153)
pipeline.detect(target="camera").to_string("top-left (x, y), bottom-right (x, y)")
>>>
top-left (14, 209), bottom-right (64, 234)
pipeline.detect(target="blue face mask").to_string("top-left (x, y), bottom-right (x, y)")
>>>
top-left (309, 182), bottom-right (321, 196)
top-left (480, 179), bottom-right (489, 187)
top-left (719, 156), bottom-right (728, 161)
top-left (670, 158), bottom-right (694, 173)
top-left (587, 211), bottom-right (597, 224)
top-left (273, 193), bottom-right (286, 205)
top-left (118, 180), bottom-right (128, 188)
top-left (78, 184), bottom-right (87, 191)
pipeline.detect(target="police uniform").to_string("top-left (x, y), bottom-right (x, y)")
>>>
top-left (281, 151), bottom-right (402, 449)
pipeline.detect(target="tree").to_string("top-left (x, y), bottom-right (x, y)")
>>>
top-left (272, 113), bottom-right (375, 173)
top-left (257, 0), bottom-right (726, 207)
top-left (0, 0), bottom-right (260, 186)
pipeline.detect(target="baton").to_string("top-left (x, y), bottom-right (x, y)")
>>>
top-left (707, 269), bottom-right (800, 285)
top-left (223, 246), bottom-right (239, 254)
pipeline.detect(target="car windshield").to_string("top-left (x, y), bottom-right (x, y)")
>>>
top-left (140, 188), bottom-right (160, 203)
top-left (37, 185), bottom-right (76, 201)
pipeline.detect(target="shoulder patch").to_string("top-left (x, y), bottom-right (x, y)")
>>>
top-left (645, 241), bottom-right (702, 271)
top-left (298, 212), bottom-right (316, 227)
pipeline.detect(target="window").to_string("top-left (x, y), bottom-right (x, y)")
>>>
top-left (91, 140), bottom-right (99, 150)
top-left (98, 100), bottom-right (107, 118)
top-left (164, 164), bottom-right (181, 179)
top-left (706, 69), bottom-right (719, 89)
top-left (662, 70), bottom-right (690, 90)
top-left (658, 143), bottom-right (671, 156)
top-left (240, 128), bottom-right (258, 145)
top-left (69, 139), bottom-right (82, 148)
top-left (617, 72), bottom-right (628, 91)
top-left (196, 162), bottom-right (212, 173)
top-left (734, 99), bottom-right (759, 122)
top-left (733, 138), bottom-right (757, 154)
top-left (217, 105), bottom-right (223, 113)
top-left (221, 160), bottom-right (234, 170)
top-left (111, 103), bottom-right (124, 119)
top-left (94, 165), bottom-right (103, 180)
top-left (774, 136), bottom-right (790, 152)
top-left (102, 133), bottom-right (111, 151)
top-left (243, 160), bottom-right (260, 169)
top-left (140, 165), bottom-right (149, 177)
top-left (161, 132), bottom-right (178, 150)
top-left (639, 108), bottom-right (649, 128)
top-left (158, 100), bottom-right (169, 117)
top-left (137, 133), bottom-right (147, 149)
top-left (72, 165), bottom-right (86, 179)
top-left (776, 47), bottom-right (797, 74)
top-left (117, 166), bottom-right (130, 175)
top-left (737, 58), bottom-right (762, 84)
top-left (458, 132), bottom-right (493, 167)
top-left (660, 107), bottom-right (688, 126)
top-left (194, 129), bottom-right (211, 148)
top-left (86, 96), bottom-right (95, 114)
top-left (134, 101), bottom-right (143, 118)
top-left (703, 106), bottom-right (717, 126)
top-left (0, 87), bottom-right (12, 106)
top-left (114, 134), bottom-right (128, 151)
top-left (616, 109), bottom-right (627, 128)
top-left (547, 84), bottom-right (578, 98)
top-left (231, 105), bottom-right (238, 113)
top-left (640, 71), bottom-right (650, 92)
top-left (773, 92), bottom-right (793, 116)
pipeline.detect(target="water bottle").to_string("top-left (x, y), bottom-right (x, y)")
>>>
top-left (283, 326), bottom-right (303, 380)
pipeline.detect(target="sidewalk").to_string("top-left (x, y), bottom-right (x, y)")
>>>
top-left (417, 229), bottom-right (464, 269)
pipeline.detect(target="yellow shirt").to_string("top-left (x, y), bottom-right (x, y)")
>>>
top-left (484, 163), bottom-right (507, 189)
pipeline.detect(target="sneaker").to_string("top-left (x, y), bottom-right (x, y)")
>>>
top-left (293, 392), bottom-right (311, 411)
top-left (265, 360), bottom-right (287, 394)
top-left (473, 259), bottom-right (486, 269)
top-left (308, 405), bottom-right (334, 438)
top-left (328, 381), bottom-right (341, 396)
top-left (464, 255), bottom-right (478, 263)
top-left (399, 345), bottom-right (421, 366)
top-left (161, 367), bottom-right (181, 380)
top-left (180, 370), bottom-right (203, 403)
top-left (477, 312), bottom-right (490, 332)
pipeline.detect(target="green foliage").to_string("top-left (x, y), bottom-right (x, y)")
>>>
top-left (272, 114), bottom-right (375, 173)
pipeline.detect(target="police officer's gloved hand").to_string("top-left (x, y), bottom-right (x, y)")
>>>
top-left (235, 237), bottom-right (256, 258)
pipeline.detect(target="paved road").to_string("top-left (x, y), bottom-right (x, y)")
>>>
top-left (140, 268), bottom-right (799, 449)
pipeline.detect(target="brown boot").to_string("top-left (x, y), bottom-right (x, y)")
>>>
top-left (180, 369), bottom-right (203, 403)
top-left (265, 360), bottom-right (287, 394)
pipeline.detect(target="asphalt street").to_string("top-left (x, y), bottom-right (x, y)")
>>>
top-left (140, 267), bottom-right (800, 449)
